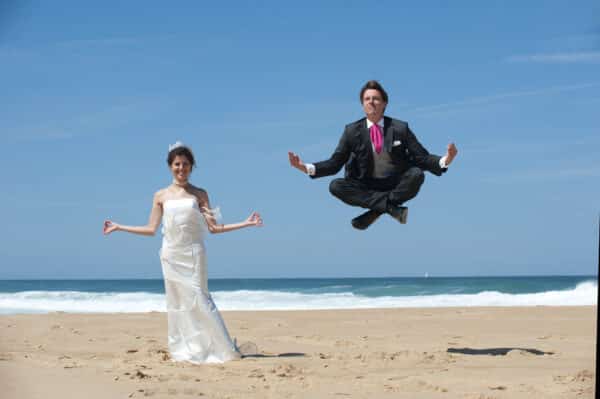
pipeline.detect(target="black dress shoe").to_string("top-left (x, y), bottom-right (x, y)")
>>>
top-left (387, 205), bottom-right (408, 224)
top-left (351, 210), bottom-right (382, 230)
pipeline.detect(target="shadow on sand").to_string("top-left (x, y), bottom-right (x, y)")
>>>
top-left (447, 347), bottom-right (554, 356)
top-left (242, 352), bottom-right (306, 359)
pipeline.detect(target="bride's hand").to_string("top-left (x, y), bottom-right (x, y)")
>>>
top-left (246, 212), bottom-right (263, 227)
top-left (103, 220), bottom-right (119, 235)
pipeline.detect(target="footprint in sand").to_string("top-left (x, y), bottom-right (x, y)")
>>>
top-left (248, 368), bottom-right (265, 378)
top-left (149, 348), bottom-right (170, 361)
top-left (573, 369), bottom-right (594, 382)
top-left (554, 369), bottom-right (594, 384)
top-left (125, 370), bottom-right (150, 380)
top-left (141, 388), bottom-right (158, 397)
top-left (272, 364), bottom-right (303, 378)
top-left (402, 379), bottom-right (448, 392)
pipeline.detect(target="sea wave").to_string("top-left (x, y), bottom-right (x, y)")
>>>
top-left (0, 281), bottom-right (596, 314)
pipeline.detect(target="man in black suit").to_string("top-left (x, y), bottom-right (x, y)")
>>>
top-left (288, 80), bottom-right (458, 230)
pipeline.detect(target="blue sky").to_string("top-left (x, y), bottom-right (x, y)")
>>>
top-left (0, 1), bottom-right (598, 279)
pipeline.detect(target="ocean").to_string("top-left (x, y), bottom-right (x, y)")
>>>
top-left (0, 276), bottom-right (596, 314)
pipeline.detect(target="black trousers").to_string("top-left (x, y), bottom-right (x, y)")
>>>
top-left (329, 167), bottom-right (425, 214)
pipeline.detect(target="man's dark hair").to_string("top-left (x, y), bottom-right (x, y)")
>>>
top-left (167, 146), bottom-right (196, 168)
top-left (359, 80), bottom-right (388, 104)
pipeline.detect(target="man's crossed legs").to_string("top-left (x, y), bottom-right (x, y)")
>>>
top-left (329, 167), bottom-right (425, 230)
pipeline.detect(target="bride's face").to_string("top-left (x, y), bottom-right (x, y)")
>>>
top-left (170, 155), bottom-right (192, 182)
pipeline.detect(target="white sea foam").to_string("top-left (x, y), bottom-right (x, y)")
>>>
top-left (0, 281), bottom-right (596, 314)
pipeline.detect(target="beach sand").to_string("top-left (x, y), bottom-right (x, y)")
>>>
top-left (0, 306), bottom-right (595, 398)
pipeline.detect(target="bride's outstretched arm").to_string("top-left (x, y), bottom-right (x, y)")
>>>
top-left (196, 190), bottom-right (262, 234)
top-left (103, 193), bottom-right (163, 236)
top-left (201, 207), bottom-right (263, 234)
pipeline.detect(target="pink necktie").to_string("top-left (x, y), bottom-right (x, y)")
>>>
top-left (370, 123), bottom-right (383, 154)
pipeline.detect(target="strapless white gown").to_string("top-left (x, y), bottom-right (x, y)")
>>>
top-left (159, 198), bottom-right (240, 364)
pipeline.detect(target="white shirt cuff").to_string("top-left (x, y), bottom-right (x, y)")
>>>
top-left (439, 156), bottom-right (449, 169)
top-left (305, 163), bottom-right (316, 176)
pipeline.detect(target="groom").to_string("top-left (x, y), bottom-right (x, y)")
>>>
top-left (288, 80), bottom-right (458, 230)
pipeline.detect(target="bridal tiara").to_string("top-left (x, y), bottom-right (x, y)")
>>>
top-left (168, 141), bottom-right (191, 153)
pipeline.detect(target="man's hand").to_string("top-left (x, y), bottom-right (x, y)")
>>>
top-left (445, 143), bottom-right (458, 166)
top-left (288, 151), bottom-right (308, 174)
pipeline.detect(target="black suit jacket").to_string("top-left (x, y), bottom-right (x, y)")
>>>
top-left (312, 117), bottom-right (446, 181)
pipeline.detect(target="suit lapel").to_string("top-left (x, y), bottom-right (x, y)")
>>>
top-left (383, 116), bottom-right (393, 153)
top-left (359, 118), bottom-right (370, 143)
top-left (359, 118), bottom-right (374, 167)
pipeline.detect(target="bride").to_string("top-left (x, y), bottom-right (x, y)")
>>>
top-left (103, 142), bottom-right (263, 363)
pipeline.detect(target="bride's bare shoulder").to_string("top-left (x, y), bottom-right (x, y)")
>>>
top-left (153, 187), bottom-right (170, 204)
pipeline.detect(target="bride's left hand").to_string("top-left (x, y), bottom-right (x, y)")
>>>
top-left (103, 220), bottom-right (119, 235)
top-left (246, 212), bottom-right (263, 227)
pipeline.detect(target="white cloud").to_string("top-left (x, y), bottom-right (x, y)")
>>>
top-left (54, 37), bottom-right (144, 49)
top-left (507, 51), bottom-right (600, 63)
top-left (406, 82), bottom-right (600, 115)
top-left (482, 166), bottom-right (600, 184)
top-left (5, 97), bottom-right (174, 142)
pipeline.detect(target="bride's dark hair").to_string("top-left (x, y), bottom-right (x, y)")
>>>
top-left (167, 146), bottom-right (196, 168)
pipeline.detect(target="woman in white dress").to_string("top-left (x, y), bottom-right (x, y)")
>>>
top-left (103, 142), bottom-right (262, 363)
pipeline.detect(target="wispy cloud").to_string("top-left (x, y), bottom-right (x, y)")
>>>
top-left (0, 33), bottom-right (177, 60)
top-left (6, 97), bottom-right (174, 142)
top-left (482, 165), bottom-right (600, 184)
top-left (406, 82), bottom-right (600, 116)
top-left (463, 134), bottom-right (600, 156)
top-left (506, 51), bottom-right (600, 63)
top-left (52, 33), bottom-right (184, 50)
top-left (54, 36), bottom-right (145, 49)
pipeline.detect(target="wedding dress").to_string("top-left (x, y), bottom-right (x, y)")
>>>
top-left (159, 198), bottom-right (240, 363)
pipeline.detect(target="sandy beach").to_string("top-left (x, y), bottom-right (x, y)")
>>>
top-left (1, 306), bottom-right (595, 398)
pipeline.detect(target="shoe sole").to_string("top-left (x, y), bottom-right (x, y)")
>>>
top-left (351, 221), bottom-right (368, 230)
top-left (400, 207), bottom-right (408, 224)
top-left (351, 214), bottom-right (381, 230)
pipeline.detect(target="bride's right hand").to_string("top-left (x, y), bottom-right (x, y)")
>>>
top-left (103, 220), bottom-right (119, 235)
top-left (246, 212), bottom-right (263, 227)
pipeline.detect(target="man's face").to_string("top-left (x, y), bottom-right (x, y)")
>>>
top-left (362, 89), bottom-right (387, 122)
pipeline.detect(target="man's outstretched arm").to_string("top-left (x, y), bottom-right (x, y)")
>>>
top-left (289, 128), bottom-right (352, 178)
